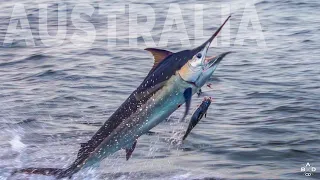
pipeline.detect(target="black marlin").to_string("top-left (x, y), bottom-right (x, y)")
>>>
top-left (12, 15), bottom-right (232, 179)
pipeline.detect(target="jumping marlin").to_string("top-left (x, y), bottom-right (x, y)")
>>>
top-left (182, 97), bottom-right (212, 140)
top-left (12, 16), bottom-right (232, 179)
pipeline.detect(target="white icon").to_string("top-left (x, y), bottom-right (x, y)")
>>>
top-left (301, 162), bottom-right (316, 177)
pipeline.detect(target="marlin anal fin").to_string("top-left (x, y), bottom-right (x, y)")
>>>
top-left (134, 81), bottom-right (167, 101)
top-left (125, 140), bottom-right (137, 160)
top-left (181, 88), bottom-right (192, 122)
top-left (145, 48), bottom-right (173, 73)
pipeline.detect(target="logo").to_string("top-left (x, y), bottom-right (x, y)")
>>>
top-left (301, 162), bottom-right (316, 177)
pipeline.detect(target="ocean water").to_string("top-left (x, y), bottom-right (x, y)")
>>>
top-left (0, 0), bottom-right (319, 180)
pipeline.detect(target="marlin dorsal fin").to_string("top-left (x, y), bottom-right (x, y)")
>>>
top-left (145, 48), bottom-right (173, 72)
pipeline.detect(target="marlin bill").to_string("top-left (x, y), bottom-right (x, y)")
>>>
top-left (12, 15), bottom-right (232, 179)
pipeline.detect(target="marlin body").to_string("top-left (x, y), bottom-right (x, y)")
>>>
top-left (82, 74), bottom-right (199, 166)
top-left (12, 16), bottom-right (232, 179)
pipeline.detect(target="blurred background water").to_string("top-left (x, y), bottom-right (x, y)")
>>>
top-left (0, 0), bottom-right (319, 179)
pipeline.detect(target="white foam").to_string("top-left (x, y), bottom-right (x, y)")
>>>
top-left (9, 134), bottom-right (26, 152)
top-left (172, 172), bottom-right (192, 179)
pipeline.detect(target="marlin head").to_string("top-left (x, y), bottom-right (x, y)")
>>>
top-left (178, 15), bottom-right (233, 87)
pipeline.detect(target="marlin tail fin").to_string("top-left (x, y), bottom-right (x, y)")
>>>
top-left (12, 167), bottom-right (71, 179)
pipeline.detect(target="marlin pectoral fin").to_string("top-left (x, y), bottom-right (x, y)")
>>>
top-left (125, 140), bottom-right (137, 161)
top-left (181, 88), bottom-right (192, 121)
top-left (145, 48), bottom-right (173, 74)
top-left (134, 81), bottom-right (167, 101)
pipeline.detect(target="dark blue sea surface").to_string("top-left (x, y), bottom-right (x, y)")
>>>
top-left (0, 0), bottom-right (319, 179)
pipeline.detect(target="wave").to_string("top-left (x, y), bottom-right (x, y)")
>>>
top-left (0, 54), bottom-right (51, 67)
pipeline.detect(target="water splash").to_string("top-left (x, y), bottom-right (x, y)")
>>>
top-left (9, 135), bottom-right (26, 152)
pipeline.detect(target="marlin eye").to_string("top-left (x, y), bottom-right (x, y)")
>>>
top-left (196, 53), bottom-right (202, 59)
